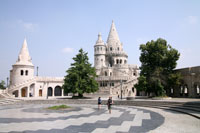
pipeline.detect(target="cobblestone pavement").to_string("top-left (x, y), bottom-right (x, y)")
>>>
top-left (0, 103), bottom-right (199, 133)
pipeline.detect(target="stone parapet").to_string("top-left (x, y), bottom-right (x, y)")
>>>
top-left (95, 76), bottom-right (129, 81)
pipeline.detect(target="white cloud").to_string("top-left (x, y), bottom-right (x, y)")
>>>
top-left (186, 16), bottom-right (198, 25)
top-left (62, 47), bottom-right (74, 54)
top-left (17, 20), bottom-right (38, 32)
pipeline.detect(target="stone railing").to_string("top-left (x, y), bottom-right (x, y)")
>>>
top-left (95, 76), bottom-right (129, 81)
top-left (36, 76), bottom-right (64, 82)
top-left (9, 77), bottom-right (36, 90)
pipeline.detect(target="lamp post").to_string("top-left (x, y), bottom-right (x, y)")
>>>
top-left (6, 77), bottom-right (9, 88)
top-left (37, 66), bottom-right (39, 76)
top-left (120, 79), bottom-right (123, 99)
top-left (191, 73), bottom-right (195, 96)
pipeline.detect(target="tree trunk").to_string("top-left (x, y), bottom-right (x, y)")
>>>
top-left (78, 93), bottom-right (83, 98)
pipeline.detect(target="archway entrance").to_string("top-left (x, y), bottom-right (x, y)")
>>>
top-left (21, 87), bottom-right (27, 97)
top-left (54, 86), bottom-right (62, 96)
top-left (30, 84), bottom-right (35, 97)
top-left (48, 87), bottom-right (53, 96)
top-left (13, 90), bottom-right (18, 97)
top-left (39, 90), bottom-right (42, 97)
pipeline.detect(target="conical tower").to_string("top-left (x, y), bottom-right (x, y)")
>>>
top-left (10, 39), bottom-right (34, 86)
top-left (106, 21), bottom-right (128, 67)
top-left (94, 33), bottom-right (106, 74)
top-left (107, 21), bottom-right (123, 53)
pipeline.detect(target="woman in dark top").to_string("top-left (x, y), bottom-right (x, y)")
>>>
top-left (98, 97), bottom-right (102, 110)
top-left (107, 96), bottom-right (113, 114)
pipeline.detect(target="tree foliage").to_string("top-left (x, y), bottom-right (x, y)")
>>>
top-left (135, 38), bottom-right (181, 96)
top-left (63, 49), bottom-right (98, 97)
top-left (0, 80), bottom-right (6, 90)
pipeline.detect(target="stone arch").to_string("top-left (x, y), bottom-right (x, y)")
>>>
top-left (21, 87), bottom-right (27, 97)
top-left (116, 59), bottom-right (119, 64)
top-left (21, 70), bottom-right (24, 76)
top-left (124, 60), bottom-right (127, 64)
top-left (120, 59), bottom-right (122, 64)
top-left (48, 87), bottom-right (53, 96)
top-left (196, 85), bottom-right (200, 95)
top-left (105, 71), bottom-right (107, 76)
top-left (54, 86), bottom-right (62, 96)
top-left (13, 90), bottom-right (18, 97)
top-left (30, 84), bottom-right (35, 97)
top-left (25, 70), bottom-right (28, 76)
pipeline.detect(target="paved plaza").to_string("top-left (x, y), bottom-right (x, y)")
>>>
top-left (0, 102), bottom-right (199, 133)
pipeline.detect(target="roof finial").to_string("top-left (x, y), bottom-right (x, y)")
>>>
top-left (107, 21), bottom-right (120, 44)
top-left (14, 38), bottom-right (33, 66)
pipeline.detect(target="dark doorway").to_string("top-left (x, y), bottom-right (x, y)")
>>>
top-left (48, 87), bottom-right (53, 96)
top-left (54, 86), bottom-right (62, 96)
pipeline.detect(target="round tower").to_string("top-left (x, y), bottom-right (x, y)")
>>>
top-left (9, 39), bottom-right (34, 86)
top-left (94, 33), bottom-right (106, 71)
top-left (106, 21), bottom-right (128, 67)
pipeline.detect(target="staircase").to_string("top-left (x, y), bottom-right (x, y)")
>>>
top-left (0, 92), bottom-right (23, 105)
top-left (8, 77), bottom-right (36, 94)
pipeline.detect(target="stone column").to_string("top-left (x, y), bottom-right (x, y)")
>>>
top-left (52, 87), bottom-right (55, 97)
top-left (27, 86), bottom-right (30, 98)
top-left (18, 89), bottom-right (21, 98)
top-left (62, 89), bottom-right (64, 97)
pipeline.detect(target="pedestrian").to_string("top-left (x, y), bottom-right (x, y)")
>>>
top-left (98, 97), bottom-right (102, 110)
top-left (107, 96), bottom-right (113, 114)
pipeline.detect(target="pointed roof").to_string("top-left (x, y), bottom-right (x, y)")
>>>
top-left (107, 21), bottom-right (121, 45)
top-left (14, 38), bottom-right (34, 66)
top-left (95, 32), bottom-right (105, 46)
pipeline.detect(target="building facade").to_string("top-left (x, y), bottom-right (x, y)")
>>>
top-left (94, 21), bottom-right (139, 97)
top-left (168, 66), bottom-right (200, 98)
top-left (8, 39), bottom-right (65, 98)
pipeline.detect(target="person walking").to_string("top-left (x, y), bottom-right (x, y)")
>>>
top-left (98, 97), bottom-right (102, 110)
top-left (107, 96), bottom-right (113, 114)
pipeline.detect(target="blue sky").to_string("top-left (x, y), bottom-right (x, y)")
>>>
top-left (0, 0), bottom-right (200, 82)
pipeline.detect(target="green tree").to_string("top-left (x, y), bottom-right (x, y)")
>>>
top-left (135, 38), bottom-right (181, 96)
top-left (63, 48), bottom-right (98, 97)
top-left (0, 80), bottom-right (6, 90)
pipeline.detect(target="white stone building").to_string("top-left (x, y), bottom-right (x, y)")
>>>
top-left (8, 39), bottom-right (65, 98)
top-left (94, 21), bottom-right (139, 97)
top-left (5, 21), bottom-right (138, 98)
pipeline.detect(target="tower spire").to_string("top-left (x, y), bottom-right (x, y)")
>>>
top-left (95, 32), bottom-right (104, 46)
top-left (15, 38), bottom-right (33, 66)
top-left (107, 21), bottom-right (120, 45)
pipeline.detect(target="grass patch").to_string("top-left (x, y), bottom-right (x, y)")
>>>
top-left (47, 105), bottom-right (71, 110)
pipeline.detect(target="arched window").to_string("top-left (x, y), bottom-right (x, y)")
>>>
top-left (105, 71), bottom-right (107, 76)
top-left (101, 47), bottom-right (102, 50)
top-left (197, 85), bottom-right (200, 94)
top-left (180, 86), bottom-right (183, 94)
top-left (184, 86), bottom-right (188, 94)
top-left (97, 47), bottom-right (99, 51)
top-left (120, 59), bottom-right (122, 64)
top-left (171, 88), bottom-right (173, 94)
top-left (21, 70), bottom-right (24, 76)
top-left (25, 70), bottom-right (28, 76)
top-left (118, 47), bottom-right (120, 51)
top-left (110, 47), bottom-right (112, 51)
top-left (116, 59), bottom-right (119, 64)
top-left (124, 60), bottom-right (127, 64)
top-left (110, 72), bottom-right (112, 76)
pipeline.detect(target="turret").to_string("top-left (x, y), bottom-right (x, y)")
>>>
top-left (106, 21), bottom-right (128, 66)
top-left (94, 33), bottom-right (106, 70)
top-left (9, 39), bottom-right (34, 86)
